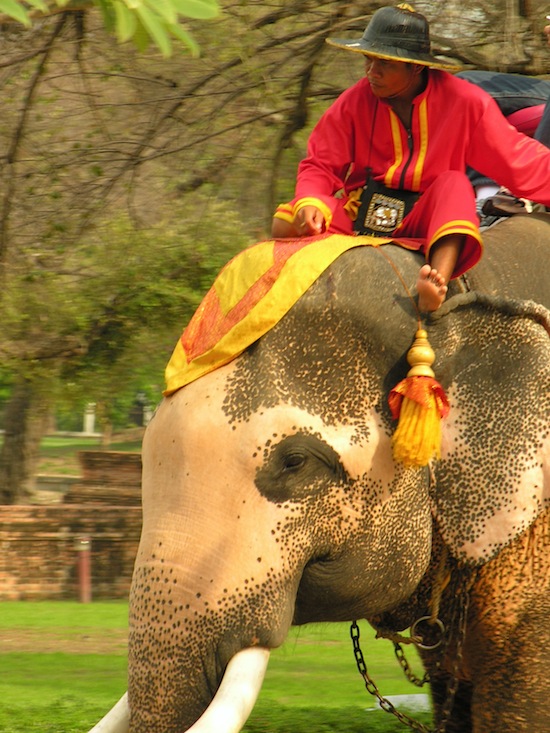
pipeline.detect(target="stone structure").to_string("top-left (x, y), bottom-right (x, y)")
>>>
top-left (65, 450), bottom-right (142, 506)
top-left (0, 451), bottom-right (142, 600)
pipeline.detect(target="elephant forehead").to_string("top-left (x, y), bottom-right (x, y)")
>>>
top-left (220, 308), bottom-right (388, 429)
top-left (170, 359), bottom-right (391, 479)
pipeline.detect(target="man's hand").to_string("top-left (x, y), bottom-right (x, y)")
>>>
top-left (295, 205), bottom-right (325, 235)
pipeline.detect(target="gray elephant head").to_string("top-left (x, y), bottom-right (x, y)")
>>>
top-left (90, 216), bottom-right (550, 733)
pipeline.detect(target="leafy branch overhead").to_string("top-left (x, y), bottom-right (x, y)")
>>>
top-left (0, 0), bottom-right (220, 56)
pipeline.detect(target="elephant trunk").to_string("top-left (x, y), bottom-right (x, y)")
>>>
top-left (88, 648), bottom-right (269, 733)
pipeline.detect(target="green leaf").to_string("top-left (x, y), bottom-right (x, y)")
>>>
top-left (171, 0), bottom-right (219, 20)
top-left (143, 0), bottom-right (176, 25)
top-left (24, 0), bottom-right (49, 11)
top-left (113, 0), bottom-right (137, 43)
top-left (169, 22), bottom-right (200, 57)
top-left (135, 5), bottom-right (172, 56)
top-left (95, 0), bottom-right (115, 31)
top-left (0, 0), bottom-right (31, 26)
top-left (131, 16), bottom-right (151, 52)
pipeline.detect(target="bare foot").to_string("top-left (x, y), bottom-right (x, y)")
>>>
top-left (417, 264), bottom-right (448, 312)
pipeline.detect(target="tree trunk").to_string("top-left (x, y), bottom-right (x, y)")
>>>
top-left (0, 378), bottom-right (51, 504)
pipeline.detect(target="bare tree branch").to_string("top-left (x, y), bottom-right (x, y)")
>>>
top-left (0, 13), bottom-right (68, 279)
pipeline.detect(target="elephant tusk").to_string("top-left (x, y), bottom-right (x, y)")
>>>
top-left (88, 691), bottom-right (129, 732)
top-left (86, 647), bottom-right (269, 733)
top-left (186, 647), bottom-right (270, 733)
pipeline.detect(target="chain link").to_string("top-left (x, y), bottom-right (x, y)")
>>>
top-left (393, 641), bottom-right (430, 688)
top-left (350, 570), bottom-right (474, 733)
top-left (351, 621), bottom-right (434, 733)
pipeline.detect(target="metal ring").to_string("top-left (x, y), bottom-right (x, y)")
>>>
top-left (410, 615), bottom-right (445, 651)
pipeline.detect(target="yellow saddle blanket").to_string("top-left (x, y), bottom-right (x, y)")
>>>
top-left (164, 233), bottom-right (398, 395)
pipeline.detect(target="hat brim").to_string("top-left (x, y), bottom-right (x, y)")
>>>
top-left (326, 37), bottom-right (462, 71)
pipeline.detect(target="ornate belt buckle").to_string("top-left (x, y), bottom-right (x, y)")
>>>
top-left (364, 192), bottom-right (405, 234)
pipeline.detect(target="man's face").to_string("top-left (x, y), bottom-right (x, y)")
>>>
top-left (365, 57), bottom-right (421, 99)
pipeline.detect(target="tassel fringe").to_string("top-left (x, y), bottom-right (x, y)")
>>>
top-left (388, 329), bottom-right (449, 467)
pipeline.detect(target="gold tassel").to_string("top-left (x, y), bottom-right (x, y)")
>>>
top-left (388, 329), bottom-right (449, 467)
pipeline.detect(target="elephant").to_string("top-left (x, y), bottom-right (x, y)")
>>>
top-left (90, 214), bottom-right (550, 733)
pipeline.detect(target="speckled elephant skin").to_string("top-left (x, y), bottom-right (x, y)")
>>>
top-left (128, 215), bottom-right (550, 732)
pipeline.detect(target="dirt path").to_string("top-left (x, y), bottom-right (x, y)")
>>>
top-left (0, 627), bottom-right (128, 654)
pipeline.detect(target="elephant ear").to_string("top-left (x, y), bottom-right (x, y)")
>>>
top-left (428, 294), bottom-right (550, 565)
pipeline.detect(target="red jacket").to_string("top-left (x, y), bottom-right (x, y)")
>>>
top-left (296, 69), bottom-right (550, 216)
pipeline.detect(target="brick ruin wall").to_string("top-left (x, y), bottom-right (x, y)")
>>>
top-left (0, 451), bottom-right (142, 601)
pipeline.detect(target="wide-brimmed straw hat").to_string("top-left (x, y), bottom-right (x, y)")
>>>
top-left (326, 4), bottom-right (460, 71)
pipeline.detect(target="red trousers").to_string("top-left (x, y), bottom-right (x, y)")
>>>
top-left (318, 170), bottom-right (483, 279)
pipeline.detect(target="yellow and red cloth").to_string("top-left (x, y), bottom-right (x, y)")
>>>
top-left (164, 233), bottom-right (395, 395)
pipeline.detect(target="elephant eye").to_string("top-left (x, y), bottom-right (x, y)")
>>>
top-left (282, 451), bottom-right (306, 472)
top-left (255, 432), bottom-right (348, 503)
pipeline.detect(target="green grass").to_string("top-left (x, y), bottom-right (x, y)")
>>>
top-left (35, 436), bottom-right (143, 476)
top-left (0, 600), bottom-right (128, 628)
top-left (0, 602), bottom-right (129, 731)
top-left (0, 602), bottom-right (433, 732)
top-left (39, 437), bottom-right (142, 454)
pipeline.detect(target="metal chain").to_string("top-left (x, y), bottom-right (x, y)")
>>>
top-left (350, 620), bottom-right (434, 733)
top-left (350, 570), bottom-right (475, 733)
top-left (393, 641), bottom-right (431, 688)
